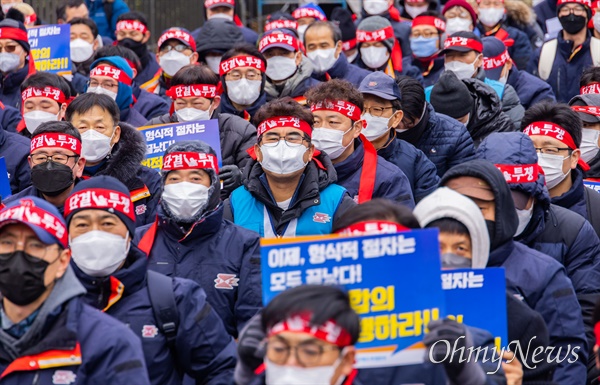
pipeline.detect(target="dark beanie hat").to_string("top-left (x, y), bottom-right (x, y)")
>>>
top-left (331, 7), bottom-right (357, 50)
top-left (430, 71), bottom-right (473, 119)
top-left (0, 18), bottom-right (30, 52)
top-left (65, 176), bottom-right (136, 238)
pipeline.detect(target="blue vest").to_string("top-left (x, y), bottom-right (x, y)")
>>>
top-left (229, 184), bottom-right (347, 238)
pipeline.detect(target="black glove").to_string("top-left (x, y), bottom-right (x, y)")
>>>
top-left (235, 313), bottom-right (266, 385)
top-left (220, 164), bottom-right (243, 197)
top-left (423, 318), bottom-right (487, 385)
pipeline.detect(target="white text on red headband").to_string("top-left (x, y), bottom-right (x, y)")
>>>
top-left (65, 189), bottom-right (135, 223)
top-left (259, 32), bottom-right (299, 52)
top-left (31, 133), bottom-right (81, 156)
top-left (572, 105), bottom-right (600, 117)
top-left (336, 221), bottom-right (409, 236)
top-left (495, 164), bottom-right (539, 184)
top-left (265, 19), bottom-right (298, 32)
top-left (162, 152), bottom-right (219, 173)
top-left (0, 202), bottom-right (67, 248)
top-left (90, 65), bottom-right (132, 86)
top-left (115, 20), bottom-right (148, 34)
top-left (22, 87), bottom-right (67, 104)
top-left (412, 16), bottom-right (446, 31)
top-left (219, 55), bottom-right (265, 76)
top-left (292, 7), bottom-right (326, 20)
top-left (269, 314), bottom-right (352, 347)
top-left (257, 116), bottom-right (312, 138)
top-left (443, 36), bottom-right (483, 52)
top-left (483, 50), bottom-right (510, 70)
top-left (157, 29), bottom-right (195, 51)
top-left (357, 26), bottom-right (394, 43)
top-left (523, 121), bottom-right (577, 149)
top-left (310, 100), bottom-right (362, 121)
top-left (166, 84), bottom-right (217, 99)
top-left (581, 83), bottom-right (600, 94)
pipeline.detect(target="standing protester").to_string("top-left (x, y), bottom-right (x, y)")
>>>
top-left (409, 12), bottom-right (447, 86)
top-left (192, 0), bottom-right (258, 46)
top-left (196, 18), bottom-right (245, 75)
top-left (0, 18), bottom-right (36, 110)
top-left (292, 2), bottom-right (327, 41)
top-left (152, 27), bottom-right (199, 97)
top-left (359, 0), bottom-right (413, 57)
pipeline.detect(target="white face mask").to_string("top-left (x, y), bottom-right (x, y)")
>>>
top-left (538, 153), bottom-right (571, 190)
top-left (160, 50), bottom-right (192, 77)
top-left (297, 24), bottom-right (309, 41)
top-left (87, 86), bottom-right (118, 100)
top-left (209, 12), bottom-right (234, 21)
top-left (364, 0), bottom-right (389, 15)
top-left (445, 57), bottom-right (478, 80)
top-left (312, 126), bottom-right (354, 160)
top-left (0, 53), bottom-right (20, 73)
top-left (266, 56), bottom-right (298, 81)
top-left (260, 140), bottom-right (308, 175)
top-left (581, 128), bottom-right (600, 163)
top-left (1, 2), bottom-right (16, 14)
top-left (70, 38), bottom-right (95, 63)
top-left (226, 78), bottom-right (262, 105)
top-left (307, 48), bottom-right (338, 73)
top-left (205, 55), bottom-right (222, 74)
top-left (264, 357), bottom-right (344, 385)
top-left (445, 17), bottom-right (473, 34)
top-left (405, 4), bottom-right (429, 18)
top-left (162, 182), bottom-right (210, 220)
top-left (362, 113), bottom-right (392, 141)
top-left (360, 46), bottom-right (390, 69)
top-left (478, 7), bottom-right (504, 27)
top-left (24, 110), bottom-right (60, 135)
top-left (593, 13), bottom-right (600, 32)
top-left (81, 129), bottom-right (114, 163)
top-left (176, 107), bottom-right (211, 122)
top-left (514, 204), bottom-right (533, 237)
top-left (70, 230), bottom-right (130, 277)
top-left (346, 50), bottom-right (359, 63)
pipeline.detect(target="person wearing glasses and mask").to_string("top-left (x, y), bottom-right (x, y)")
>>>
top-left (409, 12), bottom-right (447, 87)
top-left (224, 97), bottom-right (356, 238)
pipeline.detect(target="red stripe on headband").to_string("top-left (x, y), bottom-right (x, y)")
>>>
top-left (157, 29), bottom-right (196, 52)
top-left (264, 19), bottom-right (298, 32)
top-left (357, 26), bottom-right (395, 43)
top-left (581, 83), bottom-right (600, 94)
top-left (90, 65), bottom-right (132, 86)
top-left (219, 55), bottom-right (265, 75)
top-left (412, 16), bottom-right (446, 31)
top-left (342, 38), bottom-right (357, 51)
top-left (165, 84), bottom-right (217, 99)
top-left (557, 0), bottom-right (591, 7)
top-left (268, 314), bottom-right (352, 347)
top-left (495, 164), bottom-right (539, 184)
top-left (0, 27), bottom-right (28, 43)
top-left (443, 36), bottom-right (483, 53)
top-left (162, 152), bottom-right (219, 173)
top-left (30, 133), bottom-right (81, 155)
top-left (336, 220), bottom-right (409, 236)
top-left (310, 100), bottom-right (362, 121)
top-left (523, 121), bottom-right (577, 149)
top-left (257, 116), bottom-right (312, 137)
top-left (595, 321), bottom-right (600, 347)
top-left (115, 20), bottom-right (148, 34)
top-left (483, 50), bottom-right (510, 70)
top-left (65, 188), bottom-right (135, 223)
top-left (0, 203), bottom-right (68, 248)
top-left (292, 7), bottom-right (326, 20)
top-left (259, 32), bottom-right (299, 51)
top-left (205, 0), bottom-right (235, 7)
top-left (22, 87), bottom-right (67, 104)
top-left (572, 105), bottom-right (600, 117)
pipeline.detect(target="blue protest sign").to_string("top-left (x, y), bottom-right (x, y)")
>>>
top-left (28, 24), bottom-right (71, 76)
top-left (260, 229), bottom-right (446, 368)
top-left (0, 158), bottom-right (11, 201)
top-left (138, 119), bottom-right (222, 170)
top-left (584, 179), bottom-right (600, 192)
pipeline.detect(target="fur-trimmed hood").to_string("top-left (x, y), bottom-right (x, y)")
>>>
top-left (506, 0), bottom-right (535, 26)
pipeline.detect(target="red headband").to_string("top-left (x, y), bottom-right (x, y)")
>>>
top-left (557, 0), bottom-right (591, 7)
top-left (162, 152), bottom-right (219, 173)
top-left (157, 29), bottom-right (196, 52)
top-left (357, 26), bottom-right (395, 43)
top-left (90, 65), bottom-right (132, 86)
top-left (268, 314), bottom-right (352, 347)
top-left (581, 83), bottom-right (600, 94)
top-left (495, 164), bottom-right (540, 184)
top-left (595, 321), bottom-right (600, 347)
top-left (336, 220), bottom-right (409, 236)
top-left (65, 188), bottom-right (135, 223)
top-left (292, 7), bottom-right (327, 20)
top-left (310, 100), bottom-right (362, 121)
top-left (115, 20), bottom-right (148, 34)
top-left (257, 116), bottom-right (312, 138)
top-left (259, 32), bottom-right (299, 52)
top-left (22, 87), bottom-right (67, 104)
top-left (25, 13), bottom-right (37, 25)
top-left (0, 27), bottom-right (28, 43)
top-left (205, 0), bottom-right (234, 8)
top-left (412, 16), bottom-right (446, 31)
top-left (443, 36), bottom-right (483, 53)
top-left (264, 19), bottom-right (298, 32)
top-left (523, 121), bottom-right (577, 149)
top-left (572, 105), bottom-right (600, 116)
top-left (30, 133), bottom-right (81, 156)
top-left (219, 55), bottom-right (266, 76)
top-left (165, 84), bottom-right (217, 99)
top-left (0, 204), bottom-right (68, 248)
top-left (342, 38), bottom-right (357, 51)
top-left (483, 50), bottom-right (510, 70)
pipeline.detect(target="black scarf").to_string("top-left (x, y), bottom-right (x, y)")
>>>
top-left (396, 104), bottom-right (429, 145)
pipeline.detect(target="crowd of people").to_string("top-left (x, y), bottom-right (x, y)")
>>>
top-left (1, 0), bottom-right (600, 383)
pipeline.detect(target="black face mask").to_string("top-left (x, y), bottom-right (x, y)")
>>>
top-left (118, 38), bottom-right (148, 60)
top-left (485, 219), bottom-right (500, 250)
top-left (559, 14), bottom-right (587, 34)
top-left (0, 251), bottom-right (53, 306)
top-left (31, 161), bottom-right (75, 197)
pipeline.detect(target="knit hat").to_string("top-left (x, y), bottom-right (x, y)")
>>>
top-left (569, 93), bottom-right (600, 124)
top-left (441, 31), bottom-right (483, 54)
top-left (292, 3), bottom-right (327, 21)
top-left (331, 7), bottom-right (357, 51)
top-left (0, 196), bottom-right (68, 248)
top-left (65, 176), bottom-right (136, 238)
top-left (430, 71), bottom-right (473, 119)
top-left (357, 16), bottom-right (403, 71)
top-left (442, 0), bottom-right (478, 24)
top-left (89, 56), bottom-right (134, 111)
top-left (482, 36), bottom-right (510, 81)
top-left (0, 18), bottom-right (36, 75)
top-left (195, 19), bottom-right (244, 55)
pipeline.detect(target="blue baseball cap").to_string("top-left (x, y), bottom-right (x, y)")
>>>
top-left (358, 71), bottom-right (402, 101)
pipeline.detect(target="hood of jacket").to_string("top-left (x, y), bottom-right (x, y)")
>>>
top-left (505, 0), bottom-right (535, 27)
top-left (196, 19), bottom-right (245, 56)
top-left (265, 55), bottom-right (315, 99)
top-left (463, 78), bottom-right (514, 143)
top-left (414, 187), bottom-right (490, 268)
top-left (440, 159), bottom-right (519, 251)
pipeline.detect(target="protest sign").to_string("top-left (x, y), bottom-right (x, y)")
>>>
top-left (0, 158), bottom-right (11, 201)
top-left (584, 179), bottom-right (600, 192)
top-left (28, 24), bottom-right (71, 76)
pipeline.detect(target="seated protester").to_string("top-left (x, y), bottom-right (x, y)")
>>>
top-left (304, 21), bottom-right (371, 87)
top-left (306, 79), bottom-right (415, 207)
top-left (134, 141), bottom-right (262, 338)
top-left (440, 31), bottom-right (524, 128)
top-left (259, 30), bottom-right (320, 105)
top-left (580, 65), bottom-right (600, 94)
top-left (357, 73), bottom-right (440, 202)
top-left (153, 27), bottom-right (199, 97)
top-left (430, 71), bottom-right (515, 146)
top-left (359, 0), bottom-right (413, 58)
top-left (440, 159), bottom-right (589, 384)
top-left (482, 36), bottom-right (555, 110)
top-left (331, 7), bottom-right (360, 64)
top-left (223, 98), bottom-right (356, 237)
top-left (442, 0), bottom-right (478, 34)
top-left (0, 101), bottom-right (20, 133)
top-left (114, 12), bottom-right (161, 93)
top-left (0, 110), bottom-right (28, 193)
top-left (66, 93), bottom-right (161, 226)
top-left (84, 0), bottom-right (130, 40)
top-left (218, 43), bottom-right (268, 121)
top-left (292, 2), bottom-right (327, 40)
top-left (4, 122), bottom-right (85, 213)
top-left (93, 45), bottom-right (170, 121)
top-left (475, 0), bottom-right (532, 69)
top-left (0, 196), bottom-right (151, 384)
top-left (395, 75), bottom-right (476, 177)
top-left (0, 17), bottom-right (36, 110)
top-left (146, 65), bottom-right (255, 198)
top-left (196, 18), bottom-right (245, 75)
top-left (409, 12), bottom-right (447, 87)
top-left (66, 176), bottom-right (238, 384)
top-left (192, 0), bottom-right (259, 46)
top-left (87, 55), bottom-right (147, 127)
top-left (68, 17), bottom-right (100, 95)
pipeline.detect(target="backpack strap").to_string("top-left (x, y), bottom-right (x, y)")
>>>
top-left (146, 270), bottom-right (179, 351)
top-left (590, 37), bottom-right (600, 67)
top-left (538, 39), bottom-right (558, 81)
top-left (584, 187), bottom-right (600, 237)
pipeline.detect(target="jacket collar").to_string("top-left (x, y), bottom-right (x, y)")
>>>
top-left (158, 204), bottom-right (224, 242)
top-left (557, 31), bottom-right (591, 58)
top-left (334, 139), bottom-right (363, 184)
top-left (219, 91), bottom-right (266, 120)
top-left (551, 168), bottom-right (585, 209)
top-left (487, 239), bottom-right (515, 267)
top-left (1, 64), bottom-right (29, 96)
top-left (314, 54), bottom-right (349, 81)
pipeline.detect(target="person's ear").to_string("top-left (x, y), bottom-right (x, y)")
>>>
top-left (334, 40), bottom-right (343, 58)
top-left (142, 30), bottom-right (151, 44)
top-left (295, 51), bottom-right (303, 66)
top-left (93, 38), bottom-right (99, 51)
top-left (75, 157), bottom-right (86, 178)
top-left (353, 120), bottom-right (363, 138)
top-left (59, 103), bottom-right (67, 120)
top-left (306, 143), bottom-right (315, 162)
top-left (474, 53), bottom-right (483, 69)
top-left (54, 248), bottom-right (71, 280)
top-left (211, 95), bottom-right (221, 111)
top-left (111, 125), bottom-right (121, 146)
top-left (335, 347), bottom-right (356, 383)
top-left (570, 149), bottom-right (581, 170)
top-left (190, 51), bottom-right (199, 64)
top-left (255, 143), bottom-right (263, 162)
top-left (505, 59), bottom-right (513, 72)
top-left (389, 110), bottom-right (404, 128)
top-left (131, 68), bottom-right (138, 78)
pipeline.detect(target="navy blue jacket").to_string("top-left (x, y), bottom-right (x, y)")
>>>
top-left (85, 0), bottom-right (130, 39)
top-left (411, 56), bottom-right (445, 88)
top-left (334, 139), bottom-right (415, 208)
top-left (0, 101), bottom-right (21, 133)
top-left (134, 204), bottom-right (263, 338)
top-left (218, 90), bottom-right (266, 122)
top-left (0, 64), bottom-right (29, 110)
top-left (311, 54), bottom-right (371, 88)
top-left (75, 246), bottom-right (237, 385)
top-left (121, 105), bottom-right (149, 127)
top-left (0, 127), bottom-right (31, 195)
top-left (192, 24), bottom-right (258, 46)
top-left (551, 168), bottom-right (594, 220)
top-left (477, 24), bottom-right (532, 70)
top-left (133, 85), bottom-right (170, 121)
top-left (135, 52), bottom-right (161, 92)
top-left (507, 67), bottom-right (556, 109)
top-left (376, 134), bottom-right (440, 202)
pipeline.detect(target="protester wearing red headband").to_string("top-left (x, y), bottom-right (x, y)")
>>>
top-left (291, 2), bottom-right (327, 40)
top-left (409, 12), bottom-right (447, 86)
top-left (196, 0), bottom-right (258, 46)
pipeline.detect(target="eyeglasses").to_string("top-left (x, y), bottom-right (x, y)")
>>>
top-left (0, 236), bottom-right (58, 259)
top-left (558, 6), bottom-right (586, 16)
top-left (534, 147), bottom-right (572, 155)
top-left (410, 31), bottom-right (439, 39)
top-left (0, 44), bottom-right (19, 53)
top-left (363, 106), bottom-right (394, 117)
top-left (30, 153), bottom-right (79, 165)
top-left (226, 69), bottom-right (262, 81)
top-left (160, 44), bottom-right (191, 54)
top-left (266, 340), bottom-right (339, 367)
top-left (261, 133), bottom-right (309, 147)
top-left (88, 79), bottom-right (119, 90)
